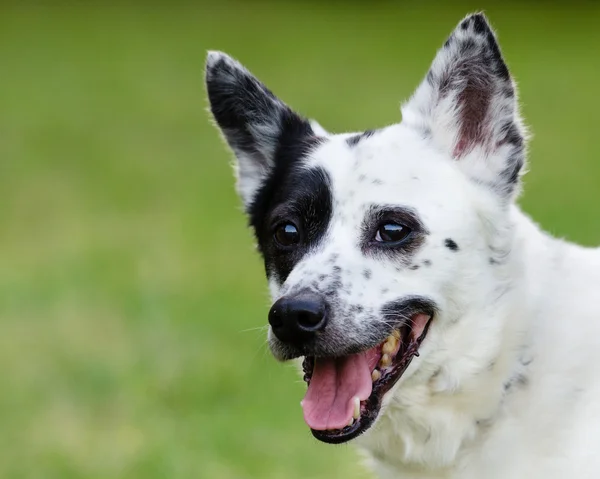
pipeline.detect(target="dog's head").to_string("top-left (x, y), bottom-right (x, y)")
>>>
top-left (206, 13), bottom-right (526, 444)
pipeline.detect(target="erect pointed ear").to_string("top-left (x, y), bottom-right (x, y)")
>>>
top-left (205, 51), bottom-right (318, 208)
top-left (402, 13), bottom-right (527, 199)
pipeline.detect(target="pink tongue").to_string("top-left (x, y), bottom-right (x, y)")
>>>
top-left (301, 349), bottom-right (379, 431)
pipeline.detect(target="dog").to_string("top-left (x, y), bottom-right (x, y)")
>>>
top-left (205, 13), bottom-right (600, 479)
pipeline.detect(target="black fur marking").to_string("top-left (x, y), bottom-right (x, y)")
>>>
top-left (207, 55), bottom-right (337, 282)
top-left (423, 259), bottom-right (432, 267)
top-left (346, 129), bottom-right (377, 147)
top-left (504, 373), bottom-right (529, 392)
top-left (409, 264), bottom-right (420, 271)
top-left (500, 122), bottom-right (523, 147)
top-left (426, 70), bottom-right (435, 86)
top-left (502, 84), bottom-right (515, 98)
top-left (363, 269), bottom-right (372, 280)
top-left (444, 238), bottom-right (459, 251)
top-left (520, 356), bottom-right (534, 367)
top-left (206, 55), bottom-right (313, 171)
top-left (501, 154), bottom-right (523, 187)
top-left (372, 179), bottom-right (384, 186)
top-left (472, 14), bottom-right (487, 34)
top-left (250, 164), bottom-right (333, 282)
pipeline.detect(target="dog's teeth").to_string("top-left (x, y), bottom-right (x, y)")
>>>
top-left (380, 353), bottom-right (392, 368)
top-left (347, 417), bottom-right (354, 427)
top-left (353, 396), bottom-right (361, 419)
top-left (382, 337), bottom-right (397, 354)
top-left (371, 369), bottom-right (381, 382)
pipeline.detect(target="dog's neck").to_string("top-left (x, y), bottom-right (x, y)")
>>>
top-left (357, 206), bottom-right (560, 475)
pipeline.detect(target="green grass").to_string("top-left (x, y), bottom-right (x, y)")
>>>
top-left (0, 2), bottom-right (599, 478)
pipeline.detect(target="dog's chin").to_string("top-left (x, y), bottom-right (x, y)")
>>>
top-left (269, 301), bottom-right (435, 445)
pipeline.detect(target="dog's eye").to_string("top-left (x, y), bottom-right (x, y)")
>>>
top-left (375, 223), bottom-right (411, 244)
top-left (274, 223), bottom-right (300, 247)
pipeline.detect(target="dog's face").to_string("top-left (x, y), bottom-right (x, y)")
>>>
top-left (206, 13), bottom-right (526, 444)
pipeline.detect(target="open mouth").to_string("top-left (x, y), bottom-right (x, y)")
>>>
top-left (300, 312), bottom-right (432, 444)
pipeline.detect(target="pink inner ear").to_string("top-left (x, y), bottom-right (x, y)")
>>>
top-left (452, 79), bottom-right (492, 159)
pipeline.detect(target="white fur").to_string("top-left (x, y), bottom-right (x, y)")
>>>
top-left (275, 119), bottom-right (600, 479)
top-left (272, 26), bottom-right (600, 479)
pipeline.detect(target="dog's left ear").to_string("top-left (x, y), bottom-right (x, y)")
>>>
top-left (402, 13), bottom-right (527, 199)
top-left (205, 51), bottom-right (317, 209)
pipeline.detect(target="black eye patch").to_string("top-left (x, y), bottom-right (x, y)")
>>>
top-left (252, 166), bottom-right (333, 283)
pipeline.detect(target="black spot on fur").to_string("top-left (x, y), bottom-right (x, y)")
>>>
top-left (423, 259), bottom-right (432, 267)
top-left (504, 373), bottom-right (529, 392)
top-left (346, 129), bottom-right (377, 147)
top-left (520, 356), bottom-right (533, 367)
top-left (372, 179), bottom-right (384, 186)
top-left (445, 239), bottom-right (459, 251)
top-left (426, 70), bottom-right (435, 86)
top-left (409, 264), bottom-right (420, 271)
top-left (358, 174), bottom-right (367, 182)
top-left (501, 154), bottom-right (524, 187)
top-left (333, 265), bottom-right (342, 274)
top-left (472, 14), bottom-right (487, 34)
top-left (363, 269), bottom-right (372, 280)
top-left (502, 84), bottom-right (515, 98)
top-left (500, 122), bottom-right (523, 147)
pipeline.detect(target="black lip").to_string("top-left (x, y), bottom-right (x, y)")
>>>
top-left (308, 304), bottom-right (435, 444)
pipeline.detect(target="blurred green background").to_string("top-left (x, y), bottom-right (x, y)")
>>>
top-left (1, 1), bottom-right (599, 478)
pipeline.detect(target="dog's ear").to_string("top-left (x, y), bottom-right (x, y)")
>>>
top-left (206, 51), bottom-right (316, 208)
top-left (402, 13), bottom-right (526, 199)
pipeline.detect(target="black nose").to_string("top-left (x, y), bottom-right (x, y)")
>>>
top-left (268, 293), bottom-right (328, 345)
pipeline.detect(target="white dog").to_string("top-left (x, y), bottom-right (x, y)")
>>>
top-left (206, 13), bottom-right (600, 478)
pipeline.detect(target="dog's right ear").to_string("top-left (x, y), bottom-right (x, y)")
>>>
top-left (205, 51), bottom-right (315, 208)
